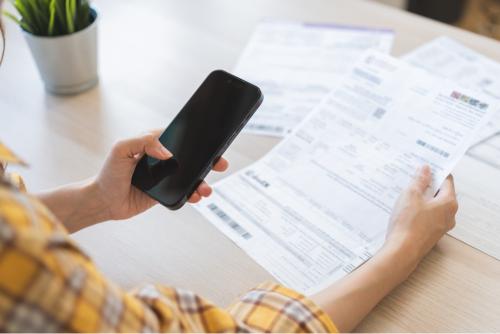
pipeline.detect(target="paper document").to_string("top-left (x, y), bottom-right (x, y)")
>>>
top-left (404, 37), bottom-right (500, 260)
top-left (196, 51), bottom-right (495, 294)
top-left (235, 20), bottom-right (394, 137)
top-left (403, 37), bottom-right (500, 144)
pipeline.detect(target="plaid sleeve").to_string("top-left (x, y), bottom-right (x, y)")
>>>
top-left (0, 185), bottom-right (336, 332)
top-left (0, 142), bottom-right (27, 191)
top-left (0, 142), bottom-right (26, 166)
top-left (227, 282), bottom-right (337, 333)
top-left (132, 282), bottom-right (337, 333)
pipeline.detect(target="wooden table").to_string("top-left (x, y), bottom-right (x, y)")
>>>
top-left (1, 0), bottom-right (500, 331)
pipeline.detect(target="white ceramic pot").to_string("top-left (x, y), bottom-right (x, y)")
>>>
top-left (23, 8), bottom-right (98, 95)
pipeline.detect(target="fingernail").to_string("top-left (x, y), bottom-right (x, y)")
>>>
top-left (159, 146), bottom-right (173, 158)
top-left (422, 165), bottom-right (431, 175)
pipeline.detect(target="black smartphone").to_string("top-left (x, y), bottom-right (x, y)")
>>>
top-left (132, 70), bottom-right (263, 210)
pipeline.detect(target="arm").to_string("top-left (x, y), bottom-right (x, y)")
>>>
top-left (311, 166), bottom-right (458, 332)
top-left (2, 132), bottom-right (334, 333)
top-left (38, 130), bottom-right (228, 233)
top-left (37, 179), bottom-right (108, 233)
top-left (1, 189), bottom-right (334, 333)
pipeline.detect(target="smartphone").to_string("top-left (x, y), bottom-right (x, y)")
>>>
top-left (132, 70), bottom-right (263, 210)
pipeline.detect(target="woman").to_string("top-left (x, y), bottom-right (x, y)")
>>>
top-left (0, 8), bottom-right (458, 333)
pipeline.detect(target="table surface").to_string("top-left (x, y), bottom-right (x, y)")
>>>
top-left (2, 0), bottom-right (500, 331)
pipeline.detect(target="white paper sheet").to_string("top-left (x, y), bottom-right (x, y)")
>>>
top-left (403, 36), bottom-right (500, 144)
top-left (404, 37), bottom-right (500, 260)
top-left (196, 51), bottom-right (495, 294)
top-left (235, 20), bottom-right (394, 137)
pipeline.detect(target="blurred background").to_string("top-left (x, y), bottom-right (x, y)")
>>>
top-left (373, 0), bottom-right (500, 41)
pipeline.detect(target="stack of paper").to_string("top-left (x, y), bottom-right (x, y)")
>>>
top-left (403, 37), bottom-right (500, 260)
top-left (195, 21), bottom-right (500, 294)
top-left (236, 20), bottom-right (394, 137)
top-left (403, 36), bottom-right (500, 146)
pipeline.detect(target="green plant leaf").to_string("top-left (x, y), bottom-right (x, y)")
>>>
top-left (7, 0), bottom-right (92, 36)
top-left (20, 20), bottom-right (34, 33)
top-left (2, 10), bottom-right (21, 25)
top-left (2, 9), bottom-right (33, 34)
top-left (65, 0), bottom-right (74, 33)
top-left (48, 0), bottom-right (56, 35)
top-left (27, 0), bottom-right (49, 35)
top-left (54, 0), bottom-right (67, 35)
top-left (70, 0), bottom-right (77, 31)
top-left (40, 0), bottom-right (53, 34)
top-left (76, 0), bottom-right (89, 31)
top-left (13, 0), bottom-right (37, 33)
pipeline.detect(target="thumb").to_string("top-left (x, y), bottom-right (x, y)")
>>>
top-left (433, 174), bottom-right (456, 203)
top-left (409, 165), bottom-right (432, 195)
top-left (113, 132), bottom-right (172, 161)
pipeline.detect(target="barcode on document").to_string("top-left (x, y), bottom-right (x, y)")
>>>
top-left (247, 124), bottom-right (284, 133)
top-left (207, 203), bottom-right (252, 240)
top-left (416, 139), bottom-right (450, 158)
top-left (373, 107), bottom-right (386, 119)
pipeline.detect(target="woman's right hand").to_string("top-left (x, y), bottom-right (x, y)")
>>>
top-left (384, 165), bottom-right (458, 270)
top-left (311, 166), bottom-right (458, 332)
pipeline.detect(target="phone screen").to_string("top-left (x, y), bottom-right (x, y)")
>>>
top-left (132, 70), bottom-right (262, 209)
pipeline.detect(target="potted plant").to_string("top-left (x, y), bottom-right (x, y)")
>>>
top-left (4, 0), bottom-right (98, 94)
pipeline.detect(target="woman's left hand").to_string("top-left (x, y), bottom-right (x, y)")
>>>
top-left (95, 130), bottom-right (228, 220)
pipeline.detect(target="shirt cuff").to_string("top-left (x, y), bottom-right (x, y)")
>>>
top-left (227, 281), bottom-right (338, 333)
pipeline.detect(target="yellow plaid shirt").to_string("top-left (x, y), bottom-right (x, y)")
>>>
top-left (0, 142), bottom-right (337, 333)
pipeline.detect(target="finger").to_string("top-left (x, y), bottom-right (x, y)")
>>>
top-left (113, 134), bottom-right (152, 158)
top-left (433, 175), bottom-right (457, 202)
top-left (141, 129), bottom-right (170, 159)
top-left (196, 181), bottom-right (212, 197)
top-left (410, 165), bottom-right (432, 195)
top-left (144, 137), bottom-right (172, 160)
top-left (114, 131), bottom-right (171, 160)
top-left (448, 217), bottom-right (457, 231)
top-left (188, 191), bottom-right (202, 203)
top-left (213, 157), bottom-right (229, 172)
top-left (148, 128), bottom-right (164, 138)
top-left (431, 176), bottom-right (458, 219)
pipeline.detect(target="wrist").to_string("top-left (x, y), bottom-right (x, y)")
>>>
top-left (38, 179), bottom-right (111, 233)
top-left (72, 179), bottom-right (111, 228)
top-left (376, 238), bottom-right (422, 283)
